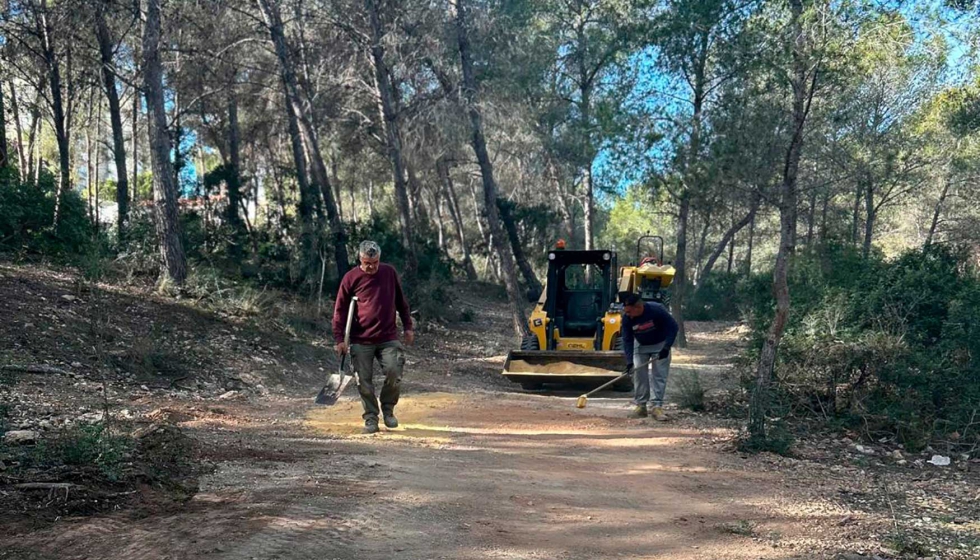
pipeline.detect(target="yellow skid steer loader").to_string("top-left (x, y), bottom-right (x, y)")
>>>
top-left (501, 236), bottom-right (675, 390)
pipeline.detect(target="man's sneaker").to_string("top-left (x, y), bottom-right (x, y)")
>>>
top-left (383, 413), bottom-right (399, 429)
top-left (650, 407), bottom-right (667, 421)
top-left (362, 419), bottom-right (380, 434)
top-left (627, 405), bottom-right (648, 419)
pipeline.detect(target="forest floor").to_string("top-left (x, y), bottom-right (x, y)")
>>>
top-left (0, 262), bottom-right (978, 560)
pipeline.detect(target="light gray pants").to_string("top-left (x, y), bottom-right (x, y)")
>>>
top-left (632, 341), bottom-right (671, 407)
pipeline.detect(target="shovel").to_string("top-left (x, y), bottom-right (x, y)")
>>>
top-left (315, 297), bottom-right (358, 405)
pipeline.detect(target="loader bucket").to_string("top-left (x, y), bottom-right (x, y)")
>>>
top-left (502, 350), bottom-right (626, 387)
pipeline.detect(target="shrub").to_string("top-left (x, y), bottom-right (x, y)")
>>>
top-left (687, 271), bottom-right (744, 321)
top-left (743, 243), bottom-right (980, 449)
top-left (0, 167), bottom-right (94, 258)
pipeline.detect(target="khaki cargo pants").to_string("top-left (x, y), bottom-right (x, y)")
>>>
top-left (350, 341), bottom-right (405, 421)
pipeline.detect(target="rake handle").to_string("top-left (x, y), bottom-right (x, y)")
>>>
top-left (578, 357), bottom-right (656, 399)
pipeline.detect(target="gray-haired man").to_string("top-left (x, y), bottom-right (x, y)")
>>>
top-left (333, 241), bottom-right (415, 434)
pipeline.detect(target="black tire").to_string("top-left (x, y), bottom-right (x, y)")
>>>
top-left (612, 333), bottom-right (623, 352)
top-left (520, 335), bottom-right (540, 351)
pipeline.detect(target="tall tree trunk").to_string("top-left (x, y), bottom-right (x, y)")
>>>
top-left (366, 0), bottom-right (417, 275)
top-left (9, 81), bottom-right (27, 175)
top-left (454, 0), bottom-right (527, 335)
top-left (750, 0), bottom-right (808, 444)
top-left (0, 81), bottom-right (8, 170)
top-left (851, 180), bottom-right (861, 245)
top-left (226, 92), bottom-right (247, 257)
top-left (925, 171), bottom-right (952, 248)
top-left (499, 198), bottom-right (542, 293)
top-left (745, 211), bottom-right (755, 274)
top-left (673, 192), bottom-right (691, 345)
top-left (367, 179), bottom-right (375, 217)
top-left (697, 194), bottom-right (760, 288)
top-left (257, 0), bottom-right (348, 279)
top-left (437, 157), bottom-right (477, 280)
top-left (547, 156), bottom-right (575, 243)
top-left (39, 1), bottom-right (71, 224)
top-left (95, 6), bottom-right (130, 242)
top-left (86, 121), bottom-right (93, 222)
top-left (819, 189), bottom-right (829, 242)
top-left (433, 186), bottom-right (446, 250)
top-left (27, 80), bottom-right (41, 184)
top-left (347, 174), bottom-right (357, 223)
top-left (694, 211), bottom-right (711, 284)
top-left (862, 176), bottom-right (874, 259)
top-left (672, 67), bottom-right (706, 348)
top-left (143, 0), bottom-right (187, 285)
top-left (805, 189), bottom-right (817, 246)
top-left (132, 71), bottom-right (139, 202)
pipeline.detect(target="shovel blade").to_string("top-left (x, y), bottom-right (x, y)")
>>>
top-left (314, 372), bottom-right (355, 406)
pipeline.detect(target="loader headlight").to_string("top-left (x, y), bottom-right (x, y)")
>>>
top-left (603, 252), bottom-right (611, 261)
top-left (548, 252), bottom-right (556, 261)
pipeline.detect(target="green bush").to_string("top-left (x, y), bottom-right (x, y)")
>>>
top-left (687, 271), bottom-right (744, 321)
top-left (743, 243), bottom-right (980, 449)
top-left (0, 167), bottom-right (94, 257)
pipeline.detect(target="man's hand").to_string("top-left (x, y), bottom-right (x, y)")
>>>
top-left (658, 347), bottom-right (670, 360)
top-left (404, 330), bottom-right (415, 346)
top-left (624, 362), bottom-right (634, 375)
top-left (335, 342), bottom-right (348, 356)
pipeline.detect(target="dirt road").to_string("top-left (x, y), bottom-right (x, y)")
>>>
top-left (2, 266), bottom-right (974, 560)
top-left (7, 390), bottom-right (831, 560)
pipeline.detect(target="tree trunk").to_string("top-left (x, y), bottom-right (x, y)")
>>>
top-left (26, 80), bottom-right (41, 184)
top-left (697, 194), bottom-right (760, 288)
top-left (547, 156), bottom-right (575, 243)
top-left (433, 186), bottom-right (446, 250)
top-left (132, 69), bottom-right (139, 202)
top-left (672, 63), bottom-right (707, 348)
top-left (95, 6), bottom-right (130, 242)
top-left (499, 198), bottom-right (542, 293)
top-left (745, 211), bottom-right (755, 274)
top-left (819, 189), bottom-right (829, 242)
top-left (257, 0), bottom-right (348, 280)
top-left (367, 179), bottom-right (375, 216)
top-left (39, 1), bottom-right (71, 224)
top-left (862, 176), bottom-right (874, 259)
top-left (673, 192), bottom-right (691, 346)
top-left (143, 0), bottom-right (187, 285)
top-left (851, 181), bottom-right (861, 245)
top-left (437, 157), bottom-right (477, 280)
top-left (749, 0), bottom-right (807, 444)
top-left (805, 189), bottom-right (817, 246)
top-left (8, 81), bottom-right (27, 175)
top-left (694, 210), bottom-right (711, 284)
top-left (0, 80), bottom-right (8, 170)
top-left (226, 92), bottom-right (247, 257)
top-left (454, 0), bottom-right (528, 336)
top-left (925, 171), bottom-right (952, 248)
top-left (367, 0), bottom-right (417, 275)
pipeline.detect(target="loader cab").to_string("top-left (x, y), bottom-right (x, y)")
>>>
top-left (525, 249), bottom-right (618, 351)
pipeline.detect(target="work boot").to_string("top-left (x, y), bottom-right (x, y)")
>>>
top-left (650, 406), bottom-right (667, 421)
top-left (362, 418), bottom-right (380, 434)
top-left (383, 411), bottom-right (399, 429)
top-left (627, 405), bottom-right (648, 419)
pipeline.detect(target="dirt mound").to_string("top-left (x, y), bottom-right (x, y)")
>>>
top-left (506, 359), bottom-right (619, 375)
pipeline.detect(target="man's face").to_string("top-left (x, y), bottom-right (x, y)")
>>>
top-left (625, 302), bottom-right (644, 319)
top-left (360, 255), bottom-right (380, 275)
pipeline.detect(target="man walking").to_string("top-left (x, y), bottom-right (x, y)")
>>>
top-left (333, 241), bottom-right (414, 434)
top-left (621, 292), bottom-right (678, 421)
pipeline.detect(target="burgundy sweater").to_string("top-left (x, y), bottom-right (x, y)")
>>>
top-left (333, 264), bottom-right (413, 344)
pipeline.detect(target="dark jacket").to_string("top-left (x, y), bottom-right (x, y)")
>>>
top-left (621, 302), bottom-right (678, 363)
